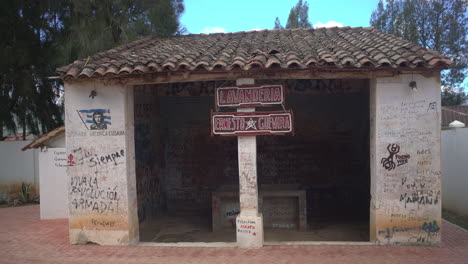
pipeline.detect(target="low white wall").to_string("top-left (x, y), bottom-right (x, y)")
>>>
top-left (0, 140), bottom-right (39, 202)
top-left (441, 127), bottom-right (468, 216)
top-left (38, 148), bottom-right (68, 219)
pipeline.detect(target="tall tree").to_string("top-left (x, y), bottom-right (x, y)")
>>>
top-left (441, 86), bottom-right (467, 106)
top-left (274, 17), bottom-right (284, 30)
top-left (59, 0), bottom-right (185, 65)
top-left (0, 0), bottom-right (186, 139)
top-left (0, 0), bottom-right (66, 139)
top-left (370, 0), bottom-right (468, 94)
top-left (274, 0), bottom-right (312, 29)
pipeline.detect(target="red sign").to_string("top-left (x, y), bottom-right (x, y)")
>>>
top-left (211, 111), bottom-right (293, 136)
top-left (216, 85), bottom-right (284, 108)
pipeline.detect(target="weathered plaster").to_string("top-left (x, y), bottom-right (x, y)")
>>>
top-left (370, 73), bottom-right (442, 246)
top-left (65, 81), bottom-right (138, 245)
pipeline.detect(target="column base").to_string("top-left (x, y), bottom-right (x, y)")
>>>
top-left (236, 213), bottom-right (264, 248)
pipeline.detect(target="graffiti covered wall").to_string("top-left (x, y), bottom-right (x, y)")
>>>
top-left (371, 73), bottom-right (442, 245)
top-left (134, 85), bottom-right (163, 223)
top-left (65, 81), bottom-right (138, 245)
top-left (149, 80), bottom-right (369, 220)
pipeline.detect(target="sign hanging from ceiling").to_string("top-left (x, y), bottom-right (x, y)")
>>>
top-left (216, 85), bottom-right (284, 108)
top-left (211, 111), bottom-right (293, 136)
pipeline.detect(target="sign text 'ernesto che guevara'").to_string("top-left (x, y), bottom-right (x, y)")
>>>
top-left (211, 111), bottom-right (293, 136)
top-left (216, 85), bottom-right (284, 108)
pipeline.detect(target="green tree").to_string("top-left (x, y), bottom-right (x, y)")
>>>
top-left (442, 86), bottom-right (467, 106)
top-left (0, 0), bottom-right (185, 139)
top-left (274, 0), bottom-right (312, 29)
top-left (370, 0), bottom-right (468, 92)
top-left (0, 0), bottom-right (65, 140)
top-left (60, 0), bottom-right (185, 64)
top-left (274, 17), bottom-right (284, 30)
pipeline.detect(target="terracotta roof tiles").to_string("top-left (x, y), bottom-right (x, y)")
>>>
top-left (57, 27), bottom-right (452, 80)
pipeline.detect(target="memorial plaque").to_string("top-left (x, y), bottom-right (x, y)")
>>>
top-left (211, 111), bottom-right (293, 136)
top-left (216, 85), bottom-right (284, 108)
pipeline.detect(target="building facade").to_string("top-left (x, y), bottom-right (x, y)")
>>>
top-left (58, 27), bottom-right (449, 247)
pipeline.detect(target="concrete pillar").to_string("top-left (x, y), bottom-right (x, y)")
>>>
top-left (235, 78), bottom-right (264, 248)
top-left (370, 73), bottom-right (442, 246)
top-left (65, 81), bottom-right (139, 245)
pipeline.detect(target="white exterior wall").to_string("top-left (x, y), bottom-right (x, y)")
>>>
top-left (0, 140), bottom-right (39, 201)
top-left (65, 81), bottom-right (138, 245)
top-left (441, 127), bottom-right (468, 217)
top-left (370, 73), bottom-right (442, 245)
top-left (46, 136), bottom-right (65, 148)
top-left (38, 148), bottom-right (68, 219)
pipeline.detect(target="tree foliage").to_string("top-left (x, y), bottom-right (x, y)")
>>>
top-left (0, 0), bottom-right (66, 139)
top-left (370, 0), bottom-right (468, 94)
top-left (0, 0), bottom-right (185, 140)
top-left (274, 0), bottom-right (312, 29)
top-left (441, 86), bottom-right (467, 106)
top-left (60, 0), bottom-right (185, 64)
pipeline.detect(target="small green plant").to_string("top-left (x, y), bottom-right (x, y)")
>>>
top-left (11, 183), bottom-right (36, 206)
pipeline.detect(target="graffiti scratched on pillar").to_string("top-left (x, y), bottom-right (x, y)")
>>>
top-left (376, 95), bottom-right (441, 246)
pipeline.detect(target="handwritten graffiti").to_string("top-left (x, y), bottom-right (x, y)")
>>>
top-left (399, 190), bottom-right (440, 208)
top-left (401, 177), bottom-right (426, 190)
top-left (69, 176), bottom-right (120, 214)
top-left (237, 219), bottom-right (258, 236)
top-left (381, 144), bottom-right (400, 171)
top-left (136, 164), bottom-right (161, 222)
top-left (396, 154), bottom-right (410, 167)
top-left (406, 221), bottom-right (440, 244)
top-left (134, 123), bottom-right (155, 164)
top-left (417, 149), bottom-right (431, 155)
top-left (89, 150), bottom-right (125, 167)
top-left (70, 184), bottom-right (119, 201)
top-left (226, 209), bottom-right (240, 217)
top-left (71, 176), bottom-right (99, 188)
top-left (71, 198), bottom-right (117, 214)
top-left (421, 221), bottom-right (440, 233)
top-left (91, 219), bottom-right (116, 228)
top-left (70, 177), bottom-right (119, 201)
top-left (427, 102), bottom-right (437, 112)
top-left (71, 147), bottom-right (125, 167)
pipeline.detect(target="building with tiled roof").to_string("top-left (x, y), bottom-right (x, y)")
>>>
top-left (59, 27), bottom-right (449, 248)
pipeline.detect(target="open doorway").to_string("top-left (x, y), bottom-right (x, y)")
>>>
top-left (134, 79), bottom-right (370, 243)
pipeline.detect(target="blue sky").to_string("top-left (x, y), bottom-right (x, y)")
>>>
top-left (180, 0), bottom-right (380, 34)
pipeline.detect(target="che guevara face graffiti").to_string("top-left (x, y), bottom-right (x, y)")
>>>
top-left (77, 109), bottom-right (111, 130)
top-left (90, 111), bottom-right (107, 130)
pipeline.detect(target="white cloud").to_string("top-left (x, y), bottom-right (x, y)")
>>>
top-left (313, 21), bottom-right (344, 28)
top-left (201, 26), bottom-right (226, 34)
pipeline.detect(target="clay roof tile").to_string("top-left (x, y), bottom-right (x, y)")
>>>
top-left (56, 27), bottom-right (452, 80)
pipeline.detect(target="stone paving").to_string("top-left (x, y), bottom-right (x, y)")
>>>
top-left (0, 205), bottom-right (467, 264)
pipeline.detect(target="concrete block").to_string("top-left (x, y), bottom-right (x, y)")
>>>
top-left (236, 214), bottom-right (264, 248)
